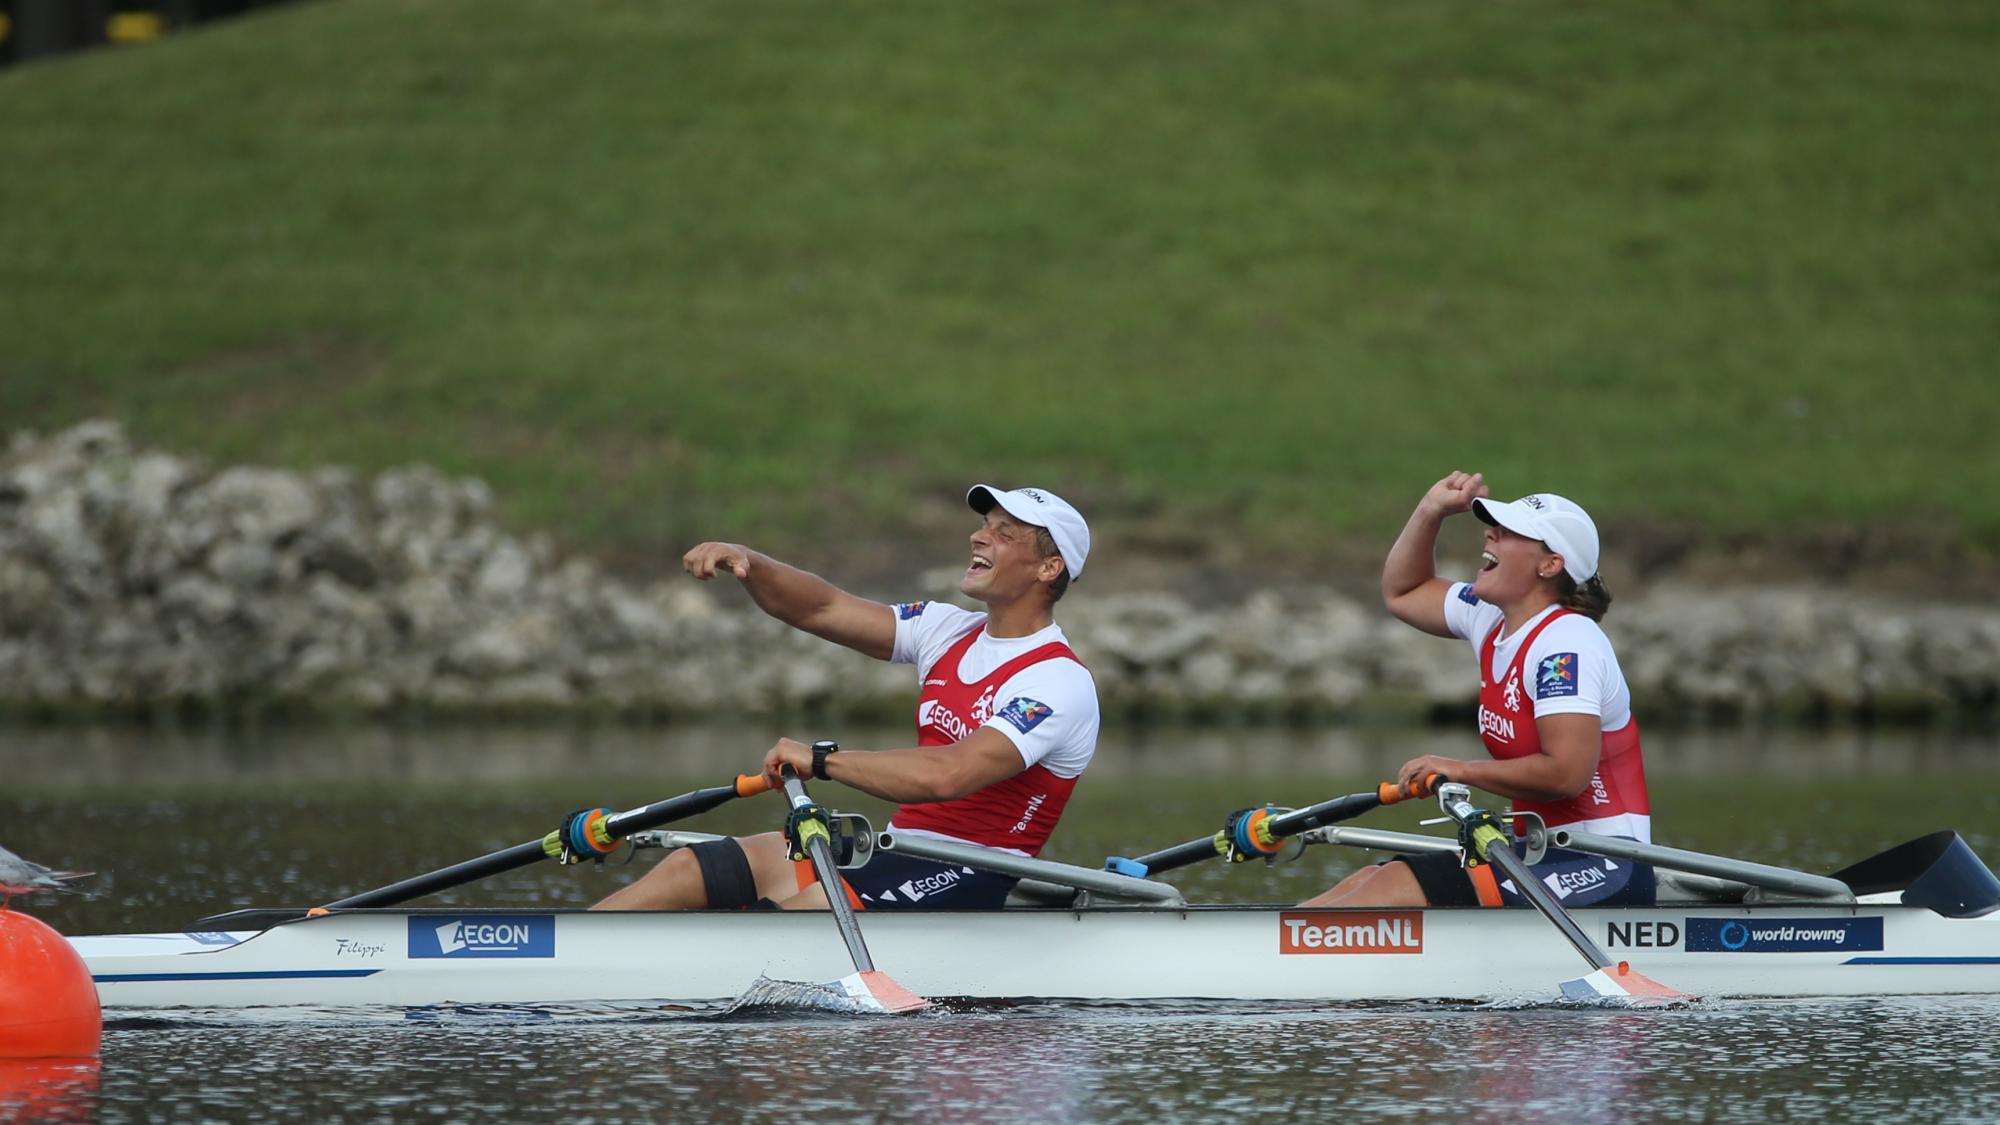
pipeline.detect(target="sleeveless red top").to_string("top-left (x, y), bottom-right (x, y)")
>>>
top-left (889, 625), bottom-right (1084, 856)
top-left (1476, 609), bottom-right (1651, 839)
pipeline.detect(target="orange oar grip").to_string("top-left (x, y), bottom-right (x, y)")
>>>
top-left (1377, 772), bottom-right (1445, 804)
top-left (735, 773), bottom-right (772, 797)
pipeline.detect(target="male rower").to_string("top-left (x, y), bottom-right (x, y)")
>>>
top-left (594, 485), bottom-right (1099, 912)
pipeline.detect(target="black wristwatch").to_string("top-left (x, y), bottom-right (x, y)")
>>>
top-left (811, 739), bottom-right (839, 781)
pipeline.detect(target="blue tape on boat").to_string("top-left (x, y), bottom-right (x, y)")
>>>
top-left (94, 969), bottom-right (385, 982)
top-left (1103, 857), bottom-right (1149, 878)
top-left (1842, 957), bottom-right (2000, 965)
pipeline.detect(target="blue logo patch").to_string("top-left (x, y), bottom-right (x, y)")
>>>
top-left (997, 697), bottom-right (1055, 734)
top-left (408, 915), bottom-right (557, 959)
top-left (1536, 652), bottom-right (1579, 699)
top-left (895, 601), bottom-right (929, 620)
top-left (1685, 916), bottom-right (1882, 953)
top-left (1456, 586), bottom-right (1481, 605)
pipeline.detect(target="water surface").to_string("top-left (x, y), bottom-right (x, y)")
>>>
top-left (3, 723), bottom-right (1997, 1122)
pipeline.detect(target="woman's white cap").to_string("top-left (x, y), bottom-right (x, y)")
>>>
top-left (1471, 493), bottom-right (1600, 583)
top-left (967, 485), bottom-right (1090, 581)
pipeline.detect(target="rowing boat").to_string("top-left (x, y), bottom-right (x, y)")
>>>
top-left (69, 895), bottom-right (2000, 1009)
top-left (63, 781), bottom-right (2000, 1010)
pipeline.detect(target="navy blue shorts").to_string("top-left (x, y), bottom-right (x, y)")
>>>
top-left (808, 849), bottom-right (1019, 911)
top-left (1400, 843), bottom-right (1656, 908)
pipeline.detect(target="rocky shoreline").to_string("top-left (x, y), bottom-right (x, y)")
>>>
top-left (3, 422), bottom-right (1996, 724)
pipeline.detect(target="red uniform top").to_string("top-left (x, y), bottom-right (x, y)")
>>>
top-left (889, 626), bottom-right (1084, 857)
top-left (1476, 609), bottom-right (1652, 841)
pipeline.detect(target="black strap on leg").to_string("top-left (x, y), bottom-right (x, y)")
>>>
top-left (689, 838), bottom-right (759, 910)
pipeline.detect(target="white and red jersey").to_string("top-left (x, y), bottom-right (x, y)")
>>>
top-left (887, 601), bottom-right (1099, 857)
top-left (1444, 583), bottom-right (1652, 842)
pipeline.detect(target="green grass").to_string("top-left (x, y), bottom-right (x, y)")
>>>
top-left (2, 0), bottom-right (1995, 567)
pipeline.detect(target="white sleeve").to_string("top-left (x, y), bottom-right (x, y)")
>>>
top-left (1443, 582), bottom-right (1503, 646)
top-left (890, 601), bottom-right (985, 676)
top-left (981, 660), bottom-right (1099, 779)
top-left (1526, 617), bottom-right (1611, 719)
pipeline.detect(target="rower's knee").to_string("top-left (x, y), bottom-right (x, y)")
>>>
top-left (688, 838), bottom-right (761, 910)
top-left (1297, 860), bottom-right (1430, 908)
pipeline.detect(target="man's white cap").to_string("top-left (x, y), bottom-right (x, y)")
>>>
top-left (967, 485), bottom-right (1090, 581)
top-left (1472, 493), bottom-right (1600, 584)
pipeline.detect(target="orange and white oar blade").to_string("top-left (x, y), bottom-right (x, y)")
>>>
top-left (833, 970), bottom-right (930, 1014)
top-left (1560, 961), bottom-right (1693, 1007)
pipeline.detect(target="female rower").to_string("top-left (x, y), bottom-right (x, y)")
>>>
top-left (1303, 471), bottom-right (1652, 909)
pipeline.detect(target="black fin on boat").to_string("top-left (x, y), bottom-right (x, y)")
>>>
top-left (1831, 831), bottom-right (2000, 918)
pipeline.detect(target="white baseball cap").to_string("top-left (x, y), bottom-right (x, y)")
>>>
top-left (1471, 493), bottom-right (1600, 583)
top-left (967, 485), bottom-right (1090, 581)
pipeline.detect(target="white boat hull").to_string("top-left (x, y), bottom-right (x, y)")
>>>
top-left (73, 902), bottom-right (2000, 1009)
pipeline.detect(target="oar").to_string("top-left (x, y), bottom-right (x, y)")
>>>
top-left (1104, 775), bottom-right (1443, 878)
top-left (323, 774), bottom-right (773, 910)
top-left (778, 766), bottom-right (927, 1014)
top-left (1435, 782), bottom-right (1689, 1007)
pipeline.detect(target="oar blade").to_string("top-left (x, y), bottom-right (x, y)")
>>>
top-left (1559, 962), bottom-right (1694, 1008)
top-left (834, 970), bottom-right (931, 1015)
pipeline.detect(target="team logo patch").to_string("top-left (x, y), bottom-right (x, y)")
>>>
top-left (997, 697), bottom-right (1055, 734)
top-left (895, 601), bottom-right (929, 620)
top-left (1279, 911), bottom-right (1424, 954)
top-left (1537, 652), bottom-right (1579, 698)
top-left (1456, 585), bottom-right (1481, 605)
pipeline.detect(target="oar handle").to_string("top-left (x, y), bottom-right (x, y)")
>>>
top-left (1376, 772), bottom-right (1444, 805)
top-left (735, 773), bottom-right (772, 797)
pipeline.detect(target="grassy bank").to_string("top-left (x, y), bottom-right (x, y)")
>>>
top-left (1, 0), bottom-right (1994, 575)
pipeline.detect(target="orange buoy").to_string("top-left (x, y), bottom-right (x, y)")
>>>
top-left (0, 909), bottom-right (101, 1059)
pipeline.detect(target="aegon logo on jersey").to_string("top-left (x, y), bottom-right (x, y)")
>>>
top-left (896, 602), bottom-right (929, 620)
top-left (408, 916), bottom-right (556, 959)
top-left (1279, 911), bottom-right (1424, 954)
top-left (1478, 705), bottom-right (1516, 742)
top-left (1543, 862), bottom-right (1611, 900)
top-left (1537, 652), bottom-right (1579, 699)
top-left (894, 867), bottom-right (963, 902)
top-left (919, 698), bottom-right (976, 743)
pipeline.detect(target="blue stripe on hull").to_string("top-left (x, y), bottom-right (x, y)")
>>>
top-left (1843, 957), bottom-right (2000, 966)
top-left (95, 969), bottom-right (385, 982)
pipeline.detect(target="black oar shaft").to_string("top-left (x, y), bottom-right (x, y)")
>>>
top-left (1124, 788), bottom-right (1395, 876)
top-left (1442, 788), bottom-right (1615, 972)
top-left (322, 778), bottom-right (764, 910)
top-left (1480, 839), bottom-right (1615, 971)
top-left (326, 842), bottom-right (552, 910)
top-left (782, 773), bottom-right (876, 973)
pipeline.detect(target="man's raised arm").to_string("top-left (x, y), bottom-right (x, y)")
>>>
top-left (683, 542), bottom-right (897, 660)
